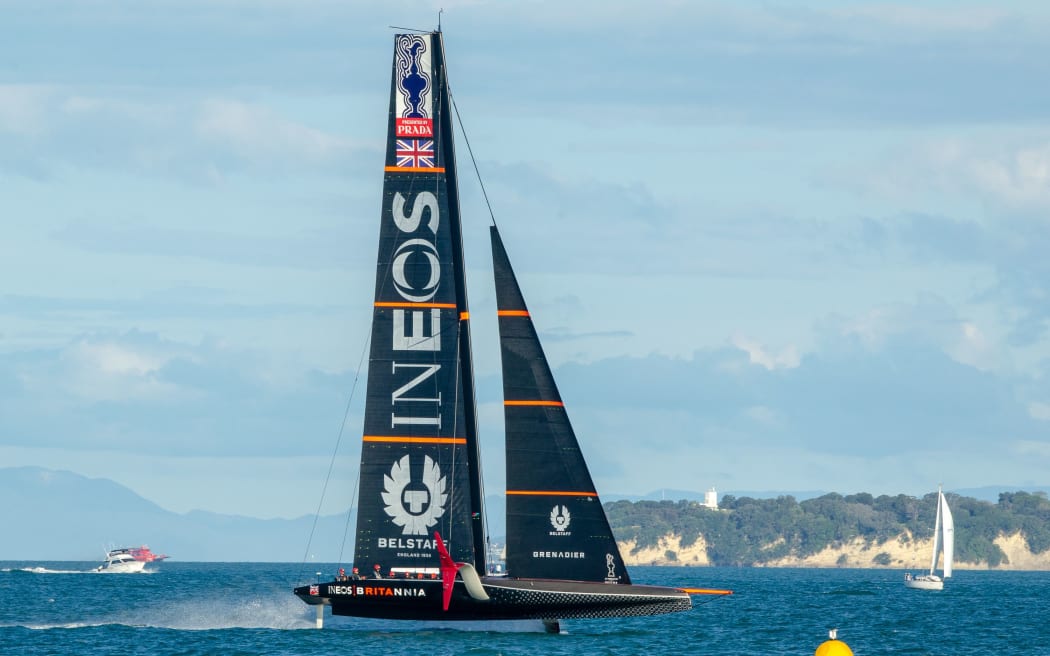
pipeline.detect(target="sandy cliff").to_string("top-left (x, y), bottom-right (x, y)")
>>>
top-left (619, 531), bottom-right (1050, 569)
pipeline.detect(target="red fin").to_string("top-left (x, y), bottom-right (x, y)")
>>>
top-left (434, 532), bottom-right (459, 611)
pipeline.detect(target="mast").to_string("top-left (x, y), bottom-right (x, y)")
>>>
top-left (433, 30), bottom-right (487, 573)
top-left (929, 486), bottom-right (943, 576)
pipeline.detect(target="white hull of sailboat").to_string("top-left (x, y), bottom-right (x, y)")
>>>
top-left (903, 575), bottom-right (943, 591)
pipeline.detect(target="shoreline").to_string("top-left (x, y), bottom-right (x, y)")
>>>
top-left (619, 531), bottom-right (1050, 570)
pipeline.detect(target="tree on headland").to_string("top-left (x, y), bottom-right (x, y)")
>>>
top-left (605, 490), bottom-right (1050, 567)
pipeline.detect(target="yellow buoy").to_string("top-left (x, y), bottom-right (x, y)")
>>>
top-left (815, 629), bottom-right (854, 656)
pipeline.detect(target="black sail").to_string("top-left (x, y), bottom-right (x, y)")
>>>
top-left (490, 227), bottom-right (630, 584)
top-left (352, 32), bottom-right (483, 577)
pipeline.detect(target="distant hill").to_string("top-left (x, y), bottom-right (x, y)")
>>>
top-left (0, 467), bottom-right (354, 562)
top-left (604, 487), bottom-right (1050, 504)
top-left (0, 467), bottom-right (506, 563)
top-left (603, 489), bottom-right (828, 503)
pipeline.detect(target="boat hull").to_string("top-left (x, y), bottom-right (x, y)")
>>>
top-left (294, 576), bottom-right (692, 620)
top-left (96, 560), bottom-right (146, 574)
top-left (904, 575), bottom-right (943, 591)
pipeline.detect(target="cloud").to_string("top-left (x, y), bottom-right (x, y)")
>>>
top-left (1012, 440), bottom-right (1050, 458)
top-left (827, 132), bottom-right (1050, 347)
top-left (61, 94), bottom-right (174, 126)
top-left (543, 328), bottom-right (1048, 496)
top-left (825, 295), bottom-right (1003, 370)
top-left (894, 138), bottom-right (1050, 212)
top-left (49, 220), bottom-right (371, 271)
top-left (195, 99), bottom-right (356, 164)
top-left (0, 85), bottom-right (52, 136)
top-left (556, 325), bottom-right (1043, 461)
top-left (0, 331), bottom-right (360, 457)
top-left (0, 85), bottom-right (364, 182)
top-left (541, 328), bottom-right (634, 343)
top-left (828, 5), bottom-right (1008, 34)
top-left (0, 291), bottom-right (349, 325)
top-left (731, 333), bottom-right (800, 370)
top-left (443, 2), bottom-right (1050, 130)
top-left (60, 339), bottom-right (187, 402)
top-left (966, 143), bottom-right (1050, 210)
top-left (1029, 402), bottom-right (1050, 422)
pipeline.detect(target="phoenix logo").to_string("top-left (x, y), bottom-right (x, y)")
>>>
top-left (382, 455), bottom-right (447, 535)
top-left (549, 505), bottom-right (571, 532)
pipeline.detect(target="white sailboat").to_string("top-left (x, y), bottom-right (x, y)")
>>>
top-left (904, 486), bottom-right (954, 590)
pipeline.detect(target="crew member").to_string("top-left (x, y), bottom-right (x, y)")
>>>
top-left (372, 563), bottom-right (383, 579)
top-left (351, 567), bottom-right (362, 580)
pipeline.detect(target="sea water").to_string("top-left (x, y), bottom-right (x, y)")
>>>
top-left (1, 562), bottom-right (1047, 655)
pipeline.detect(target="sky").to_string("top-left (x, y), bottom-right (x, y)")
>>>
top-left (2, 0), bottom-right (1049, 520)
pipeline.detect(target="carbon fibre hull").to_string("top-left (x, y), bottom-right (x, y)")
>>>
top-left (294, 576), bottom-right (692, 620)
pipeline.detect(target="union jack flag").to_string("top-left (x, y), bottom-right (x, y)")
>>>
top-left (395, 139), bottom-right (435, 168)
top-left (309, 585), bottom-right (319, 596)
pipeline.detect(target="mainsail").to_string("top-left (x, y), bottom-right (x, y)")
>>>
top-left (940, 490), bottom-right (954, 578)
top-left (491, 227), bottom-right (630, 584)
top-left (352, 31), bottom-right (484, 576)
top-left (927, 488), bottom-right (954, 579)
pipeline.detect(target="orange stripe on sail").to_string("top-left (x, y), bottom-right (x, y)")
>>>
top-left (506, 490), bottom-right (598, 497)
top-left (504, 400), bottom-right (564, 407)
top-left (460, 311), bottom-right (470, 320)
top-left (497, 310), bottom-right (530, 317)
top-left (374, 302), bottom-right (457, 309)
top-left (385, 166), bottom-right (446, 173)
top-left (363, 436), bottom-right (467, 445)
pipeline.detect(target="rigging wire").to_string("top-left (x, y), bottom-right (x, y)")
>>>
top-left (336, 448), bottom-right (361, 565)
top-left (388, 25), bottom-right (432, 34)
top-left (450, 91), bottom-right (499, 230)
top-left (448, 86), bottom-right (496, 567)
top-left (294, 328), bottom-right (370, 585)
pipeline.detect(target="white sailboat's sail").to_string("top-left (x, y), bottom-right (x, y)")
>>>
top-left (929, 488), bottom-right (943, 576)
top-left (940, 490), bottom-right (954, 578)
